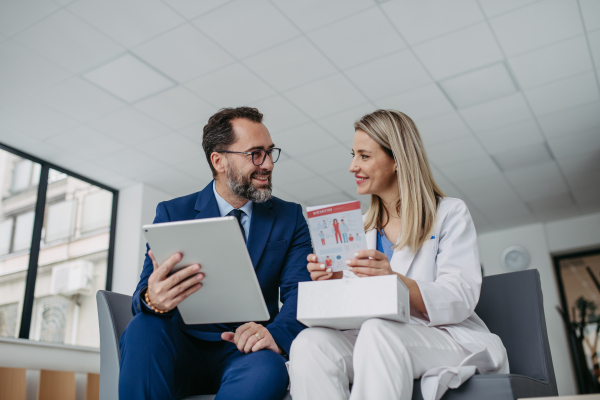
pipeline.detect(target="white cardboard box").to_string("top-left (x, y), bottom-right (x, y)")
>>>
top-left (297, 275), bottom-right (410, 330)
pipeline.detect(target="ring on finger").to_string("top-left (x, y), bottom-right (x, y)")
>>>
top-left (254, 332), bottom-right (262, 341)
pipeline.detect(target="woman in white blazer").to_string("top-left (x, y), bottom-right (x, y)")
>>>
top-left (288, 110), bottom-right (509, 400)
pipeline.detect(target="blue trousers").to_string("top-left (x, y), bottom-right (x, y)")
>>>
top-left (119, 313), bottom-right (289, 400)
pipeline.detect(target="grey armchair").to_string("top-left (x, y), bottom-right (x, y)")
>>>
top-left (97, 269), bottom-right (558, 400)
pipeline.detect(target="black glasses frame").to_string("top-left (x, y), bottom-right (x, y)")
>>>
top-left (218, 148), bottom-right (281, 166)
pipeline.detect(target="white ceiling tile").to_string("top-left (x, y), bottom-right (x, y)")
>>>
top-left (136, 132), bottom-right (205, 164)
top-left (83, 53), bottom-right (176, 103)
top-left (527, 192), bottom-right (574, 212)
top-left (272, 158), bottom-right (315, 183)
top-left (589, 29), bottom-right (600, 66)
top-left (177, 122), bottom-right (204, 145)
top-left (12, 10), bottom-right (124, 73)
top-left (324, 168), bottom-right (359, 194)
top-left (317, 103), bottom-right (376, 144)
top-left (525, 72), bottom-right (600, 116)
top-left (35, 77), bottom-right (126, 123)
top-left (0, 41), bottom-right (70, 108)
top-left (279, 175), bottom-right (339, 201)
top-left (247, 95), bottom-right (310, 133)
top-left (345, 50), bottom-right (432, 101)
top-left (417, 112), bottom-right (470, 146)
top-left (476, 119), bottom-right (545, 154)
top-left (299, 145), bottom-right (352, 175)
top-left (274, 122), bottom-right (338, 157)
top-left (460, 93), bottom-right (532, 132)
top-left (557, 151), bottom-right (600, 177)
top-left (273, 0), bottom-right (373, 32)
top-left (440, 63), bottom-right (517, 108)
top-left (412, 22), bottom-right (504, 80)
top-left (566, 168), bottom-right (600, 193)
top-left (478, 0), bottom-right (539, 17)
top-left (489, 0), bottom-right (583, 57)
top-left (89, 107), bottom-right (171, 146)
top-left (186, 63), bottom-right (275, 108)
top-left (138, 166), bottom-right (198, 194)
top-left (162, 0), bottom-right (231, 20)
top-left (94, 147), bottom-right (166, 178)
top-left (132, 24), bottom-right (234, 83)
top-left (193, 0), bottom-right (299, 59)
top-left (70, 162), bottom-right (132, 188)
top-left (441, 156), bottom-right (502, 183)
top-left (453, 174), bottom-right (518, 205)
top-left (0, 99), bottom-right (78, 140)
top-left (509, 36), bottom-right (593, 89)
top-left (547, 129), bottom-right (600, 159)
top-left (244, 37), bottom-right (336, 92)
top-left (68, 0), bottom-right (184, 48)
top-left (0, 0), bottom-right (59, 37)
top-left (0, 127), bottom-right (59, 159)
top-left (307, 7), bottom-right (405, 70)
top-left (284, 74), bottom-right (368, 119)
top-left (538, 101), bottom-right (600, 138)
top-left (492, 143), bottom-right (553, 171)
top-left (505, 161), bottom-right (569, 201)
top-left (44, 126), bottom-right (125, 160)
top-left (382, 0), bottom-right (484, 45)
top-left (580, 0), bottom-right (600, 31)
top-left (532, 203), bottom-right (581, 222)
top-left (134, 86), bottom-right (216, 129)
top-left (172, 157), bottom-right (214, 182)
top-left (376, 84), bottom-right (454, 121)
top-left (425, 136), bottom-right (487, 166)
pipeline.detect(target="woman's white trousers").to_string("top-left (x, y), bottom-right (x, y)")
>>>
top-left (288, 319), bottom-right (470, 400)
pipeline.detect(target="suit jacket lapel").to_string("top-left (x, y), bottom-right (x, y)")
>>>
top-left (194, 180), bottom-right (222, 220)
top-left (246, 200), bottom-right (275, 268)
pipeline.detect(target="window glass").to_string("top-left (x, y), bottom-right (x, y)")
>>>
top-left (30, 169), bottom-right (113, 347)
top-left (0, 150), bottom-right (41, 339)
top-left (45, 200), bottom-right (76, 243)
top-left (81, 191), bottom-right (112, 233)
top-left (0, 219), bottom-right (14, 256)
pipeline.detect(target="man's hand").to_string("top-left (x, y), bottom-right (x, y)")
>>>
top-left (146, 250), bottom-right (204, 311)
top-left (221, 322), bottom-right (281, 354)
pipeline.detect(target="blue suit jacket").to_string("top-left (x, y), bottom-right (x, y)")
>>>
top-left (131, 181), bottom-right (313, 354)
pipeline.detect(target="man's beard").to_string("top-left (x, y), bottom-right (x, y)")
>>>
top-left (226, 165), bottom-right (272, 203)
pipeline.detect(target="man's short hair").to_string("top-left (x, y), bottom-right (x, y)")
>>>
top-left (202, 107), bottom-right (264, 177)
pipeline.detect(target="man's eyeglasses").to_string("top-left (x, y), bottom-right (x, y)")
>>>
top-left (218, 148), bottom-right (281, 166)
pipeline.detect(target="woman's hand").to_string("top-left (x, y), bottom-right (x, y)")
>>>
top-left (306, 254), bottom-right (342, 281)
top-left (345, 249), bottom-right (393, 277)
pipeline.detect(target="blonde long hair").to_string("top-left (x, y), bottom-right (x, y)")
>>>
top-left (355, 109), bottom-right (445, 252)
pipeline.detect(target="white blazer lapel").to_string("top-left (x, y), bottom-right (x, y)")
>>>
top-left (390, 245), bottom-right (417, 276)
top-left (365, 229), bottom-right (377, 252)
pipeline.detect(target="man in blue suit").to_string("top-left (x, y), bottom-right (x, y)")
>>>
top-left (119, 107), bottom-right (312, 400)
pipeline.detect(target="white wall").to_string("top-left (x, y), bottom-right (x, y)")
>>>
top-left (111, 183), bottom-right (170, 296)
top-left (477, 211), bottom-right (600, 396)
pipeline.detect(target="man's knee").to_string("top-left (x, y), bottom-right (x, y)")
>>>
top-left (121, 313), bottom-right (178, 353)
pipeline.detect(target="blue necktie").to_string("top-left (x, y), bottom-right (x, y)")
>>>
top-left (228, 209), bottom-right (246, 243)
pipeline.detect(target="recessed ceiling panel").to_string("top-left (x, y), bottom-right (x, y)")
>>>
top-left (84, 54), bottom-right (176, 103)
top-left (440, 63), bottom-right (517, 109)
top-left (492, 142), bottom-right (554, 172)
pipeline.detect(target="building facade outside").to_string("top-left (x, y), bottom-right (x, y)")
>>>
top-left (0, 148), bottom-right (113, 348)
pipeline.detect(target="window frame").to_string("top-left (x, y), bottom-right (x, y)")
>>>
top-left (0, 141), bottom-right (118, 341)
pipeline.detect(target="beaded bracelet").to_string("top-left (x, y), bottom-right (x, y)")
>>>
top-left (145, 291), bottom-right (169, 314)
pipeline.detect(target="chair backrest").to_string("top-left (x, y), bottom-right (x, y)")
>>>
top-left (475, 269), bottom-right (557, 390)
top-left (96, 290), bottom-right (134, 400)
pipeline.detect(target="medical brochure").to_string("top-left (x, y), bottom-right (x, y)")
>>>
top-left (306, 201), bottom-right (367, 272)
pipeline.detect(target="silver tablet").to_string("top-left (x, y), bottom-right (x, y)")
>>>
top-left (142, 217), bottom-right (269, 325)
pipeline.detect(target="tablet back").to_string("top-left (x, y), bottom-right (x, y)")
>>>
top-left (143, 217), bottom-right (269, 325)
